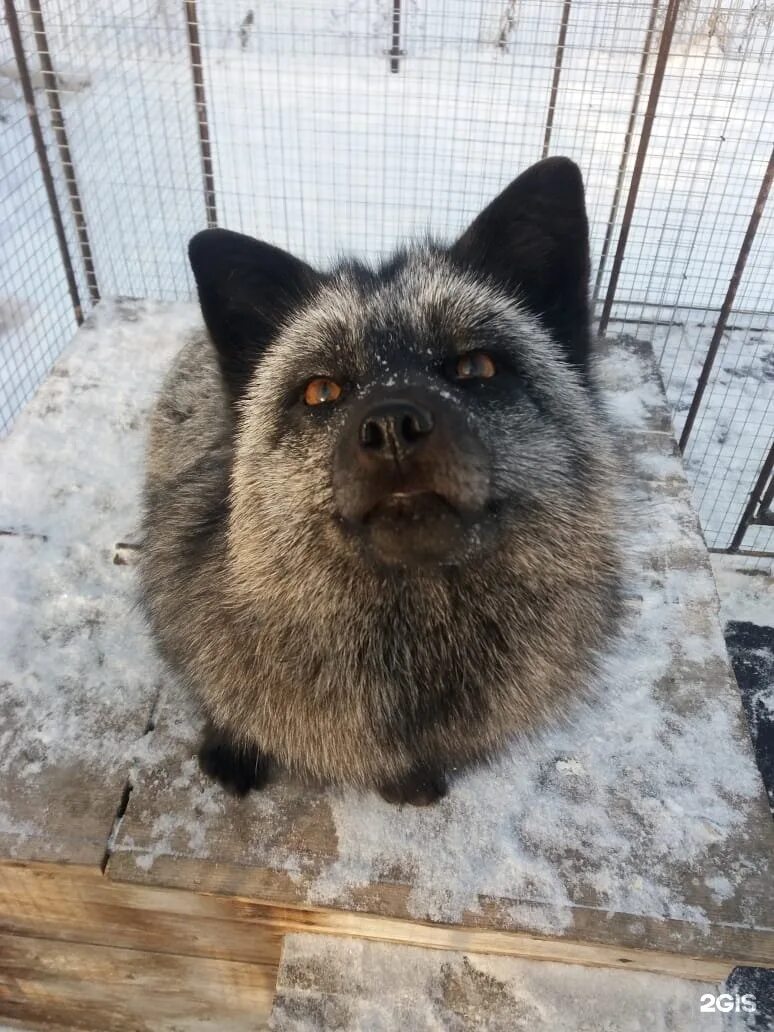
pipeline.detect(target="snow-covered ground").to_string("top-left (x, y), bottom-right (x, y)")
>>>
top-left (1, 0), bottom-right (772, 553)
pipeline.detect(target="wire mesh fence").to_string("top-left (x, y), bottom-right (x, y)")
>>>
top-left (0, 0), bottom-right (772, 554)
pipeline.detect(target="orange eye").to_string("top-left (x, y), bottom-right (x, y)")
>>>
top-left (455, 351), bottom-right (496, 380)
top-left (303, 377), bottom-right (343, 406)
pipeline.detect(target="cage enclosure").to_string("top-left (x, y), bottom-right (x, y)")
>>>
top-left (2, 3), bottom-right (774, 1028)
top-left (1, 0), bottom-right (773, 556)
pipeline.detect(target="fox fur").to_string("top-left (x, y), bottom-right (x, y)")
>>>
top-left (140, 157), bottom-right (622, 803)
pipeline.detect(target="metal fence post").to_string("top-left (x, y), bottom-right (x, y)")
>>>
top-left (390, 0), bottom-right (402, 73)
top-left (184, 0), bottom-right (218, 228)
top-left (28, 0), bottom-right (99, 304)
top-left (678, 145), bottom-right (774, 453)
top-left (597, 0), bottom-right (682, 337)
top-left (542, 0), bottom-right (572, 159)
top-left (727, 441), bottom-right (774, 554)
top-left (593, 0), bottom-right (661, 304)
top-left (4, 0), bottom-right (85, 323)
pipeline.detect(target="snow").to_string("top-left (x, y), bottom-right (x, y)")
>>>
top-left (0, 300), bottom-right (194, 851)
top-left (711, 553), bottom-right (774, 626)
top-left (270, 932), bottom-right (730, 1031)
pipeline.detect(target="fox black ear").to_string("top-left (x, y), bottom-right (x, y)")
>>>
top-left (188, 229), bottom-right (321, 400)
top-left (450, 157), bottom-right (591, 372)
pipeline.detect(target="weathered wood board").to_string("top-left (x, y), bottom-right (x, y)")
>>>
top-left (0, 861), bottom-right (283, 1029)
top-left (0, 301), bottom-right (198, 867)
top-left (269, 932), bottom-right (726, 1031)
top-left (0, 932), bottom-right (275, 1032)
top-left (0, 305), bottom-right (772, 998)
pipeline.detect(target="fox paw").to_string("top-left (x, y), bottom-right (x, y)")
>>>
top-left (197, 723), bottom-right (270, 797)
top-left (378, 767), bottom-right (448, 807)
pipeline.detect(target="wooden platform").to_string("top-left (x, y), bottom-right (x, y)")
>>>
top-left (1, 300), bottom-right (772, 1030)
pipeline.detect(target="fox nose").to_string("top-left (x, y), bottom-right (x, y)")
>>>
top-left (359, 400), bottom-right (434, 459)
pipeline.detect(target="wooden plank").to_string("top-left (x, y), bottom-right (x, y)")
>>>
top-left (108, 331), bottom-right (774, 976)
top-left (0, 931), bottom-right (275, 1032)
top-left (0, 859), bottom-right (756, 984)
top-left (270, 933), bottom-right (725, 1031)
top-left (0, 862), bottom-right (283, 970)
top-left (105, 847), bottom-right (774, 980)
top-left (0, 301), bottom-right (188, 867)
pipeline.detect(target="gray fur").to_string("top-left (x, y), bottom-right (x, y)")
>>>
top-left (141, 223), bottom-right (622, 791)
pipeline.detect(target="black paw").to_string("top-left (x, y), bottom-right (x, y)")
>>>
top-left (378, 767), bottom-right (448, 807)
top-left (197, 723), bottom-right (270, 797)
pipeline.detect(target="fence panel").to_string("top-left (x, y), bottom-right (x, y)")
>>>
top-left (0, 0), bottom-right (771, 553)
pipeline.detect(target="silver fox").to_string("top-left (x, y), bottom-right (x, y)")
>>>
top-left (140, 157), bottom-right (622, 805)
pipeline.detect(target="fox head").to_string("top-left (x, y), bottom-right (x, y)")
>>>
top-left (188, 158), bottom-right (609, 576)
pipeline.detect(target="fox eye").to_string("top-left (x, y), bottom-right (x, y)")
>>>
top-left (303, 378), bottom-right (343, 406)
top-left (455, 351), bottom-right (496, 380)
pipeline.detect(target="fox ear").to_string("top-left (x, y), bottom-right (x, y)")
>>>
top-left (188, 229), bottom-right (321, 400)
top-left (451, 157), bottom-right (591, 373)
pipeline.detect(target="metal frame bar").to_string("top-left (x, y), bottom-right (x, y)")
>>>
top-left (597, 0), bottom-right (682, 336)
top-left (727, 440), bottom-right (774, 554)
top-left (390, 0), bottom-right (402, 73)
top-left (185, 0), bottom-right (218, 227)
top-left (541, 0), bottom-right (572, 159)
top-left (4, 0), bottom-right (84, 323)
top-left (593, 0), bottom-right (660, 304)
top-left (759, 462), bottom-right (774, 516)
top-left (28, 0), bottom-right (99, 304)
top-left (678, 145), bottom-right (774, 452)
top-left (709, 548), bottom-right (774, 559)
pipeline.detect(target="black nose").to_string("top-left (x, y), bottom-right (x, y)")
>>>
top-left (359, 400), bottom-right (434, 459)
